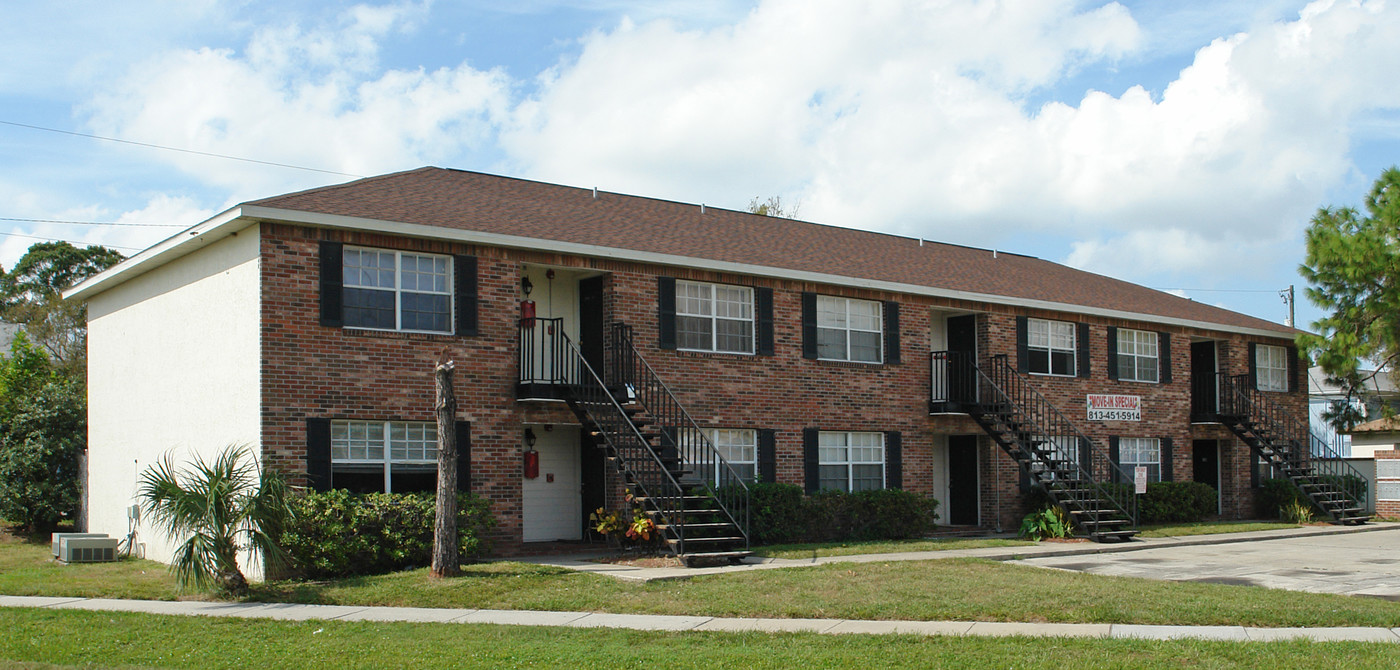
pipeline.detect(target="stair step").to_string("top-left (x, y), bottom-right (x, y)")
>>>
top-left (679, 550), bottom-right (753, 567)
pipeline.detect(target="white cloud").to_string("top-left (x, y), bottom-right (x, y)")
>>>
top-left (79, 1), bottom-right (511, 201)
top-left (500, 0), bottom-right (1399, 290)
top-left (0, 194), bottom-right (213, 269)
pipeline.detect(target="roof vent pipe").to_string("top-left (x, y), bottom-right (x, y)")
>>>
top-left (592, 187), bottom-right (598, 200)
top-left (993, 249), bottom-right (998, 259)
top-left (701, 203), bottom-right (706, 214)
top-left (919, 239), bottom-right (924, 247)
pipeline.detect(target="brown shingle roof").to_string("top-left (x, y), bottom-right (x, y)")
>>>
top-left (250, 167), bottom-right (1293, 335)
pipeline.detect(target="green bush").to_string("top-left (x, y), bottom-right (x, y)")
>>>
top-left (1137, 481), bottom-right (1218, 524)
top-left (746, 483), bottom-right (810, 544)
top-left (745, 484), bottom-right (940, 545)
top-left (851, 488), bottom-right (940, 540)
top-left (280, 489), bottom-right (495, 579)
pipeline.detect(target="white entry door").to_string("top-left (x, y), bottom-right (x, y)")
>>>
top-left (522, 426), bottom-right (582, 542)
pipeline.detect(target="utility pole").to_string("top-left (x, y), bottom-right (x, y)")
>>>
top-left (1280, 285), bottom-right (1295, 327)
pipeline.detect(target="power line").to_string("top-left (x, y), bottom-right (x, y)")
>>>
top-left (0, 230), bottom-right (143, 251)
top-left (0, 216), bottom-right (183, 228)
top-left (0, 119), bottom-right (365, 179)
top-left (1154, 287), bottom-right (1284, 294)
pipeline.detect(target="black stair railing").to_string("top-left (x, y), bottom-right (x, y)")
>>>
top-left (929, 351), bottom-right (979, 410)
top-left (1219, 373), bottom-right (1369, 518)
top-left (974, 354), bottom-right (1139, 531)
top-left (518, 318), bottom-right (693, 551)
top-left (518, 316), bottom-right (579, 388)
top-left (606, 322), bottom-right (750, 548)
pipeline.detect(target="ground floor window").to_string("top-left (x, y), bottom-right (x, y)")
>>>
top-left (707, 428), bottom-right (757, 483)
top-left (818, 431), bottom-right (884, 492)
top-left (1119, 437), bottom-right (1161, 482)
top-left (331, 420), bottom-right (438, 493)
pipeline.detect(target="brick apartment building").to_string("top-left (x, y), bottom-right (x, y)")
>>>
top-left (69, 168), bottom-right (1366, 566)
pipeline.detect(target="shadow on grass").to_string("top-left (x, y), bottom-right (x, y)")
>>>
top-left (247, 561), bottom-right (580, 605)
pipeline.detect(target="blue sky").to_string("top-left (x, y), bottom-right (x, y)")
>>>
top-left (2, 0), bottom-right (1398, 330)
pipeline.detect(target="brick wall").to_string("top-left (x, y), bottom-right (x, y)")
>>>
top-left (258, 222), bottom-right (1306, 553)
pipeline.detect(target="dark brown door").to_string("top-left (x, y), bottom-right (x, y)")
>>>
top-left (948, 435), bottom-right (979, 525)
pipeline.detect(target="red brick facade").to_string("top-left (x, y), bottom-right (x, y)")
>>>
top-left (258, 222), bottom-right (1307, 554)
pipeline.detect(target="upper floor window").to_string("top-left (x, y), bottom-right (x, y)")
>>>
top-left (330, 420), bottom-right (438, 493)
top-left (817, 296), bottom-right (883, 363)
top-left (1028, 318), bottom-right (1076, 376)
top-left (1117, 329), bottom-right (1159, 383)
top-left (343, 247), bottom-right (453, 333)
top-left (818, 431), bottom-right (885, 492)
top-left (1256, 344), bottom-right (1288, 392)
top-left (676, 280), bottom-right (754, 354)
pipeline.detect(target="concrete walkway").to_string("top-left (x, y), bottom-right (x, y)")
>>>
top-left (4, 594), bottom-right (1399, 643)
top-left (530, 521), bottom-right (1400, 583)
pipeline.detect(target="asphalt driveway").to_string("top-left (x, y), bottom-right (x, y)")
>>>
top-left (1010, 525), bottom-right (1400, 599)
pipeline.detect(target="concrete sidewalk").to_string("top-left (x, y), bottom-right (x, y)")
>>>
top-left (3, 594), bottom-right (1398, 643)
top-left (530, 521), bottom-right (1400, 583)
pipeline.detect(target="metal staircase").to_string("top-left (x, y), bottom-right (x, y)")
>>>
top-left (1217, 373), bottom-right (1369, 524)
top-left (519, 318), bottom-right (751, 565)
top-left (931, 352), bottom-right (1139, 541)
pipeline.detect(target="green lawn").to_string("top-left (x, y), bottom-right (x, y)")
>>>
top-left (1137, 522), bottom-right (1302, 538)
top-left (8, 524), bottom-right (1400, 629)
top-left (3, 608), bottom-right (1398, 670)
top-left (751, 537), bottom-right (1036, 558)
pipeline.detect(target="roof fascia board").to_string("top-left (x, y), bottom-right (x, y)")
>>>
top-left (63, 206), bottom-right (253, 300)
top-left (237, 205), bottom-right (1294, 340)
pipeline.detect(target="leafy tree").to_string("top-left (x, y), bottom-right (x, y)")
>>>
top-left (0, 332), bottom-right (84, 532)
top-left (1299, 167), bottom-right (1400, 428)
top-left (0, 241), bottom-right (124, 376)
top-left (747, 195), bottom-right (801, 219)
top-left (137, 446), bottom-right (292, 595)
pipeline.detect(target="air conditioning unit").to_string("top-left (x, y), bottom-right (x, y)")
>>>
top-left (51, 533), bottom-right (110, 558)
top-left (59, 536), bottom-right (119, 563)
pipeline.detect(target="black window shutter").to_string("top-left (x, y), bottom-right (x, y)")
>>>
top-left (803, 428), bottom-right (820, 493)
top-left (756, 287), bottom-right (775, 356)
top-left (1078, 437), bottom-right (1091, 473)
top-left (885, 431), bottom-right (902, 490)
top-left (1108, 436), bottom-right (1120, 484)
top-left (658, 277), bottom-right (677, 349)
top-left (318, 241), bottom-right (344, 327)
top-left (758, 429), bottom-right (777, 483)
top-left (1015, 316), bottom-right (1029, 373)
top-left (455, 255), bottom-right (478, 336)
top-left (801, 293), bottom-right (818, 359)
top-left (1159, 332), bottom-right (1172, 384)
top-left (1160, 437), bottom-right (1174, 482)
top-left (455, 420), bottom-right (472, 492)
top-left (1287, 345), bottom-right (1299, 392)
top-left (1077, 322), bottom-right (1091, 378)
top-left (306, 418), bottom-right (332, 492)
top-left (883, 301), bottom-right (901, 365)
top-left (1248, 342), bottom-right (1259, 389)
top-left (1106, 326), bottom-right (1119, 380)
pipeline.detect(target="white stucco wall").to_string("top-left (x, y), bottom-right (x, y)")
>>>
top-left (84, 229), bottom-right (261, 570)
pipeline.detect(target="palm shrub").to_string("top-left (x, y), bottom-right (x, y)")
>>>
top-left (137, 445), bottom-right (291, 596)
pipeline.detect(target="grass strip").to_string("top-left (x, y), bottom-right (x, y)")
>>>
top-left (751, 537), bottom-right (1035, 558)
top-left (3, 608), bottom-right (1399, 670)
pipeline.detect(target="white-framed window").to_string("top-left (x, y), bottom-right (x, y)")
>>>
top-left (1028, 318), bottom-right (1076, 376)
top-left (1256, 344), bottom-right (1289, 392)
top-left (1119, 437), bottom-right (1161, 483)
top-left (675, 280), bottom-right (754, 354)
top-left (707, 428), bottom-right (757, 484)
top-left (330, 420), bottom-right (438, 493)
top-left (1377, 460), bottom-right (1400, 501)
top-left (817, 296), bottom-right (883, 363)
top-left (818, 431), bottom-right (884, 492)
top-left (343, 247), bottom-right (453, 333)
top-left (1117, 329), bottom-right (1159, 383)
